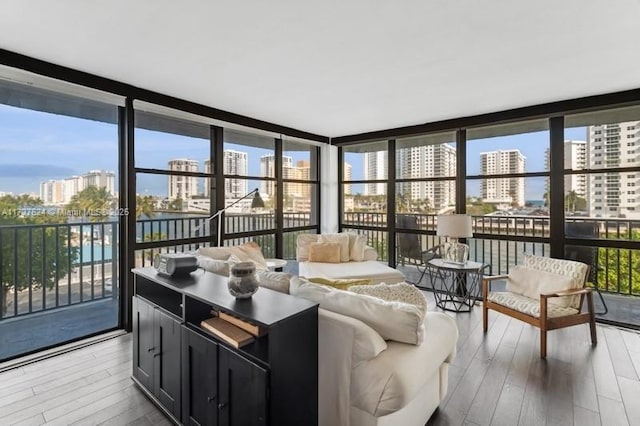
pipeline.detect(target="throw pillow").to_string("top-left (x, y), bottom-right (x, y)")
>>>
top-left (507, 265), bottom-right (575, 308)
top-left (290, 276), bottom-right (425, 345)
top-left (308, 242), bottom-right (341, 263)
top-left (197, 246), bottom-right (232, 261)
top-left (256, 270), bottom-right (292, 294)
top-left (307, 277), bottom-right (372, 290)
top-left (363, 246), bottom-right (378, 261)
top-left (197, 254), bottom-right (241, 276)
top-left (348, 282), bottom-right (428, 313)
top-left (318, 233), bottom-right (350, 262)
top-left (344, 232), bottom-right (367, 262)
top-left (296, 234), bottom-right (319, 261)
top-left (199, 242), bottom-right (268, 270)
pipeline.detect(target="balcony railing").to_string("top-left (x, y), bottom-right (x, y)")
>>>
top-left (1, 221), bottom-right (118, 321)
top-left (343, 212), bottom-right (640, 297)
top-left (3, 211), bottom-right (636, 322)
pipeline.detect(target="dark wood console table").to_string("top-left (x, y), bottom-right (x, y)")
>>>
top-left (131, 267), bottom-right (318, 426)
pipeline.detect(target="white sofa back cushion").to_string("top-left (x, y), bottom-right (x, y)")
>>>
top-left (297, 234), bottom-right (319, 261)
top-left (345, 232), bottom-right (367, 261)
top-left (506, 265), bottom-right (576, 308)
top-left (291, 277), bottom-right (425, 345)
top-left (318, 233), bottom-right (350, 262)
top-left (522, 254), bottom-right (588, 309)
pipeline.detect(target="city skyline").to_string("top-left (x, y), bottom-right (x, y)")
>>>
top-left (0, 101), bottom-right (616, 203)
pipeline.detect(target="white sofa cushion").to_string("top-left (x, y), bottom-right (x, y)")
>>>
top-left (506, 265), bottom-right (576, 308)
top-left (198, 241), bottom-right (268, 270)
top-left (297, 234), bottom-right (319, 261)
top-left (488, 292), bottom-right (579, 318)
top-left (196, 254), bottom-right (241, 276)
top-left (256, 270), bottom-right (291, 294)
top-left (299, 260), bottom-right (405, 285)
top-left (319, 233), bottom-right (351, 262)
top-left (363, 246), bottom-right (378, 261)
top-left (345, 232), bottom-right (367, 261)
top-left (291, 277), bottom-right (425, 345)
top-left (350, 312), bottom-right (458, 417)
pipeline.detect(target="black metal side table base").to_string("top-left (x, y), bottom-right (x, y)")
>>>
top-left (427, 259), bottom-right (489, 313)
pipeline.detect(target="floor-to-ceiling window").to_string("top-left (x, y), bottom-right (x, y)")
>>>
top-left (0, 70), bottom-right (123, 361)
top-left (395, 132), bottom-right (457, 282)
top-left (466, 119), bottom-right (551, 275)
top-left (133, 103), bottom-right (214, 265)
top-left (564, 105), bottom-right (640, 325)
top-left (340, 141), bottom-right (389, 260)
top-left (282, 139), bottom-right (320, 261)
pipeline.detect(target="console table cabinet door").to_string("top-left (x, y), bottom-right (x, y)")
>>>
top-left (182, 326), bottom-right (219, 426)
top-left (153, 309), bottom-right (182, 420)
top-left (133, 297), bottom-right (155, 390)
top-left (218, 346), bottom-right (268, 426)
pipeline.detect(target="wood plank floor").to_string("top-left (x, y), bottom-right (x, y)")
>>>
top-left (1, 294), bottom-right (640, 426)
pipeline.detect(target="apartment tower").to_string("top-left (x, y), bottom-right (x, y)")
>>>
top-left (168, 159), bottom-right (199, 200)
top-left (587, 121), bottom-right (640, 218)
top-left (480, 149), bottom-right (526, 207)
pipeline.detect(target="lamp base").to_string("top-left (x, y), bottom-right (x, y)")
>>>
top-left (443, 241), bottom-right (469, 264)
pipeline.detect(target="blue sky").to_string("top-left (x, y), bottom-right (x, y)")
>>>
top-left (0, 103), bottom-right (586, 200)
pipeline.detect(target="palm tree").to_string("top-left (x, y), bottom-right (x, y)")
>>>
top-left (136, 195), bottom-right (156, 220)
top-left (565, 190), bottom-right (578, 213)
top-left (66, 186), bottom-right (113, 222)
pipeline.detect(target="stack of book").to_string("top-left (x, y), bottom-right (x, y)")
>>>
top-left (200, 311), bottom-right (266, 348)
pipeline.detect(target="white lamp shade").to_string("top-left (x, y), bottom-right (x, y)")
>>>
top-left (436, 214), bottom-right (473, 238)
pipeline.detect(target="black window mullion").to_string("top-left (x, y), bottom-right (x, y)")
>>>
top-left (388, 139), bottom-right (396, 268)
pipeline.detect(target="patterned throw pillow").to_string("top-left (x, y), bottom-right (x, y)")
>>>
top-left (348, 282), bottom-right (428, 313)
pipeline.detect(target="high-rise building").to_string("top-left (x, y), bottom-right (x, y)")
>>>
top-left (222, 150), bottom-right (248, 198)
top-left (283, 160), bottom-right (311, 200)
top-left (480, 149), bottom-right (526, 207)
top-left (363, 151), bottom-right (387, 196)
top-left (544, 140), bottom-right (587, 199)
top-left (587, 121), bottom-right (640, 218)
top-left (40, 170), bottom-right (115, 205)
top-left (40, 180), bottom-right (65, 205)
top-left (396, 144), bottom-right (457, 210)
top-left (344, 162), bottom-right (352, 195)
top-left (63, 176), bottom-right (84, 204)
top-left (260, 154), bottom-right (292, 197)
top-left (83, 170), bottom-right (115, 196)
top-left (168, 159), bottom-right (199, 200)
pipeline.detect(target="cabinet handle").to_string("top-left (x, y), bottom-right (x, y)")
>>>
top-left (153, 352), bottom-right (161, 358)
top-left (218, 402), bottom-right (227, 410)
top-left (147, 347), bottom-right (155, 353)
top-left (207, 396), bottom-right (216, 403)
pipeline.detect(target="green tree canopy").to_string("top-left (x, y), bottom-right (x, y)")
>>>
top-left (66, 186), bottom-right (114, 222)
top-left (1, 195), bottom-right (76, 317)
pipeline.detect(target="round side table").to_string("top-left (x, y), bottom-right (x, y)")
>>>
top-left (265, 258), bottom-right (287, 272)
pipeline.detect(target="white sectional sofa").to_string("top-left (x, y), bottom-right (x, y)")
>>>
top-left (296, 234), bottom-right (406, 285)
top-left (318, 307), bottom-right (457, 426)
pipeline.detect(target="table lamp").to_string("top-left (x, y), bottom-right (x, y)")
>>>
top-left (436, 214), bottom-right (473, 264)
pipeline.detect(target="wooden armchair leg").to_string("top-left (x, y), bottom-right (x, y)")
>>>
top-left (540, 299), bottom-right (548, 359)
top-left (586, 291), bottom-right (598, 346)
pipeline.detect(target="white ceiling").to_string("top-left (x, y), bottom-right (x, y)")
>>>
top-left (1, 0), bottom-right (639, 138)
